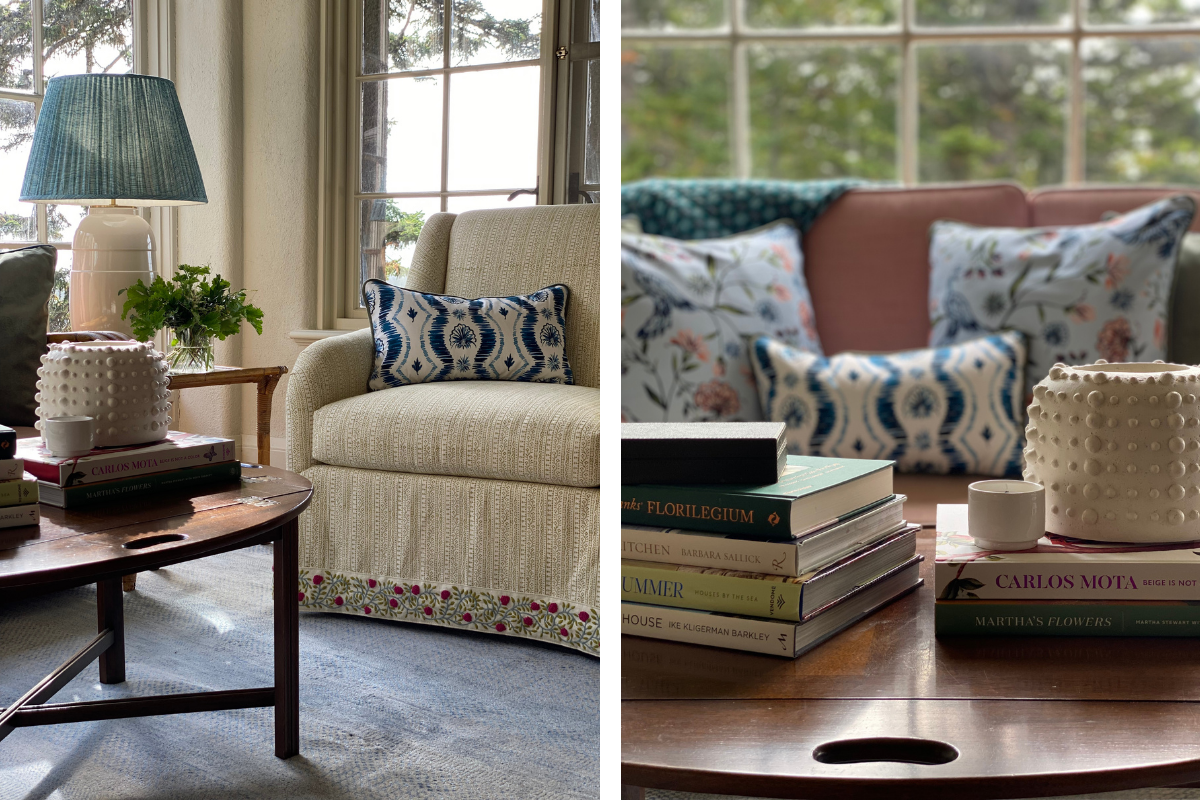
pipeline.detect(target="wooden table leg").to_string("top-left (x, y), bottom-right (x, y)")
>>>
top-left (96, 578), bottom-right (125, 684)
top-left (255, 374), bottom-right (282, 467)
top-left (273, 516), bottom-right (300, 758)
top-left (621, 787), bottom-right (646, 800)
top-left (122, 574), bottom-right (137, 592)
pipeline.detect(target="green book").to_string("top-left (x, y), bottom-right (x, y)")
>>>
top-left (621, 527), bottom-right (917, 621)
top-left (621, 455), bottom-right (893, 539)
top-left (0, 473), bottom-right (38, 507)
top-left (38, 461), bottom-right (242, 508)
top-left (936, 600), bottom-right (1200, 637)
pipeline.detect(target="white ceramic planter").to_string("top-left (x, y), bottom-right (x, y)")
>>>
top-left (1023, 360), bottom-right (1200, 543)
top-left (36, 341), bottom-right (171, 447)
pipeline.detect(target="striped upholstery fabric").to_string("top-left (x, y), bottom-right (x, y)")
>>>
top-left (312, 381), bottom-right (600, 487)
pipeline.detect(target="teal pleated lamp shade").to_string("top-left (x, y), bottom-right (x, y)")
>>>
top-left (20, 74), bottom-right (207, 206)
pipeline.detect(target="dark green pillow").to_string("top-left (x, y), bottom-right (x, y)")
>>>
top-left (0, 245), bottom-right (56, 426)
top-left (1170, 233), bottom-right (1200, 367)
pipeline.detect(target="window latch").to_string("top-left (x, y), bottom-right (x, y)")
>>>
top-left (507, 186), bottom-right (537, 201)
top-left (555, 45), bottom-right (568, 60)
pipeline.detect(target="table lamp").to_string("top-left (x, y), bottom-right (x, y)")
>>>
top-left (19, 74), bottom-right (207, 335)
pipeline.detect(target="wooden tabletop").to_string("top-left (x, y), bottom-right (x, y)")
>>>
top-left (0, 465), bottom-right (312, 595)
top-left (166, 365), bottom-right (287, 389)
top-left (623, 528), bottom-right (1200, 798)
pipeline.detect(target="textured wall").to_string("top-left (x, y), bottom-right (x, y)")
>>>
top-left (174, 0), bottom-right (320, 462)
top-left (174, 0), bottom-right (245, 442)
top-left (240, 0), bottom-right (321, 463)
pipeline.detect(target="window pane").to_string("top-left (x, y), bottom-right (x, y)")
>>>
top-left (1088, 0), bottom-right (1200, 25)
top-left (0, 98), bottom-right (35, 242)
top-left (0, 1), bottom-right (32, 91)
top-left (583, 58), bottom-right (599, 186)
top-left (49, 204), bottom-right (85, 243)
top-left (42, 0), bottom-right (132, 84)
top-left (622, 44), bottom-right (730, 181)
top-left (446, 192), bottom-right (536, 212)
top-left (745, 0), bottom-right (896, 29)
top-left (915, 0), bottom-right (1069, 26)
top-left (451, 0), bottom-right (540, 67)
top-left (48, 249), bottom-right (69, 331)
top-left (362, 0), bottom-right (443, 74)
top-left (918, 42), bottom-right (1068, 185)
top-left (622, 0), bottom-right (725, 30)
top-left (359, 197), bottom-right (439, 296)
top-left (749, 44), bottom-right (898, 180)
top-left (1085, 38), bottom-right (1200, 183)
top-left (589, 0), bottom-right (600, 41)
top-left (361, 76), bottom-right (444, 194)
top-left (447, 66), bottom-right (539, 190)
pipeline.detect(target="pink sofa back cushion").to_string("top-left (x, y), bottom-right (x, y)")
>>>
top-left (1029, 186), bottom-right (1200, 231)
top-left (803, 183), bottom-right (1028, 354)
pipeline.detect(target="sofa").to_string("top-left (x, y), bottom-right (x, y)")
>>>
top-left (627, 181), bottom-right (1200, 526)
top-left (286, 204), bottom-right (600, 656)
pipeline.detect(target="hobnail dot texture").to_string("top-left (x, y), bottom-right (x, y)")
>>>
top-left (36, 341), bottom-right (171, 447)
top-left (1024, 361), bottom-right (1200, 543)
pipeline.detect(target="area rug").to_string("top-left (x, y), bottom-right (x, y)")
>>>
top-left (647, 786), bottom-right (1200, 799)
top-left (0, 545), bottom-right (598, 800)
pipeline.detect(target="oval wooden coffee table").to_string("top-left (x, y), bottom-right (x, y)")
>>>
top-left (623, 527), bottom-right (1200, 799)
top-left (0, 464), bottom-right (312, 759)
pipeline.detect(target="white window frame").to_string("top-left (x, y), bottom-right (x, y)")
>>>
top-left (621, 0), bottom-right (1200, 184)
top-left (304, 0), bottom-right (595, 337)
top-left (0, 0), bottom-right (172, 265)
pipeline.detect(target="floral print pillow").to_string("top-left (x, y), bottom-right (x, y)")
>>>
top-left (363, 280), bottom-right (573, 389)
top-left (621, 221), bottom-right (822, 422)
top-left (929, 195), bottom-right (1196, 396)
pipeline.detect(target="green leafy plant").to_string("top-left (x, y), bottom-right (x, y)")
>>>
top-left (118, 263), bottom-right (264, 344)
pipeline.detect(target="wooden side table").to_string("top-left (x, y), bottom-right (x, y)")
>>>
top-left (118, 366), bottom-right (288, 594)
top-left (167, 366), bottom-right (287, 466)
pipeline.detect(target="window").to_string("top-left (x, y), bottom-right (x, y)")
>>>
top-left (0, 0), bottom-right (134, 331)
top-left (316, 0), bottom-right (598, 325)
top-left (355, 0), bottom-right (544, 310)
top-left (621, 0), bottom-right (1200, 186)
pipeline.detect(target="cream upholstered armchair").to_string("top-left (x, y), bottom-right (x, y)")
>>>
top-left (286, 204), bottom-right (599, 655)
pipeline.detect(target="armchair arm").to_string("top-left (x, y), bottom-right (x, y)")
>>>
top-left (286, 327), bottom-right (375, 473)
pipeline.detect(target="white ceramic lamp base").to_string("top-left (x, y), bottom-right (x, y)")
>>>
top-left (69, 207), bottom-right (156, 336)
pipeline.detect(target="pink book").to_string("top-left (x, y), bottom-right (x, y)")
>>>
top-left (16, 431), bottom-right (237, 487)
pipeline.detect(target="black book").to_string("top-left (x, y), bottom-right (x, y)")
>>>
top-left (622, 421), bottom-right (787, 485)
top-left (0, 425), bottom-right (14, 460)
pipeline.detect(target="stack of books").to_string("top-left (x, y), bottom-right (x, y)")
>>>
top-left (0, 424), bottom-right (39, 529)
top-left (619, 424), bottom-right (924, 658)
top-left (15, 431), bottom-right (241, 509)
top-left (936, 504), bottom-right (1200, 636)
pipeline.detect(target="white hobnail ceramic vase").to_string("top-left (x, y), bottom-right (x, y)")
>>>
top-left (1024, 359), bottom-right (1200, 543)
top-left (35, 341), bottom-right (171, 447)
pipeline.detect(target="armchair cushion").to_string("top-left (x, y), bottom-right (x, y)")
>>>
top-left (311, 381), bottom-right (599, 488)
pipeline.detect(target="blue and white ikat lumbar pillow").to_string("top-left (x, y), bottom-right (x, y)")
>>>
top-left (362, 279), bottom-right (573, 389)
top-left (751, 330), bottom-right (1027, 477)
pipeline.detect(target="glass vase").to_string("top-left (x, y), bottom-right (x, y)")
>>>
top-left (168, 328), bottom-right (215, 374)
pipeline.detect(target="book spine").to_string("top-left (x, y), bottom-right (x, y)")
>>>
top-left (621, 527), bottom-right (799, 576)
top-left (0, 458), bottom-right (24, 481)
top-left (0, 503), bottom-right (38, 529)
top-left (0, 477), bottom-right (37, 507)
top-left (621, 603), bottom-right (797, 656)
top-left (621, 562), bottom-right (805, 621)
top-left (52, 462), bottom-right (241, 508)
top-left (935, 559), bottom-right (1200, 601)
top-left (620, 484), bottom-right (792, 537)
top-left (50, 441), bottom-right (239, 486)
top-left (935, 601), bottom-right (1200, 636)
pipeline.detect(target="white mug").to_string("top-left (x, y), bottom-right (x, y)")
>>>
top-left (967, 480), bottom-right (1046, 551)
top-left (43, 415), bottom-right (95, 458)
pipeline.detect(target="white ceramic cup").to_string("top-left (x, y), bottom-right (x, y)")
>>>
top-left (42, 415), bottom-right (95, 458)
top-left (967, 480), bottom-right (1046, 551)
